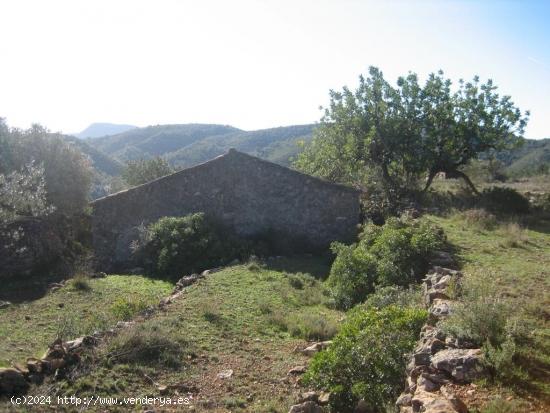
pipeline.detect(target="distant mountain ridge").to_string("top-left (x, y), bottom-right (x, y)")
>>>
top-left (82, 122), bottom-right (548, 179)
top-left (76, 123), bottom-right (137, 139)
top-left (88, 123), bottom-right (316, 168)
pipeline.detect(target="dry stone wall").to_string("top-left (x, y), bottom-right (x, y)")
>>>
top-left (91, 149), bottom-right (360, 271)
top-left (396, 265), bottom-right (484, 413)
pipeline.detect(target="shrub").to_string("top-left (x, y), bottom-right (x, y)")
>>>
top-left (69, 274), bottom-right (91, 291)
top-left (328, 218), bottom-right (445, 309)
top-left (363, 285), bottom-right (422, 310)
top-left (481, 187), bottom-right (530, 215)
top-left (479, 398), bottom-right (523, 413)
top-left (441, 274), bottom-right (511, 347)
top-left (303, 306), bottom-right (427, 412)
top-left (110, 297), bottom-right (149, 321)
top-left (459, 208), bottom-right (497, 230)
top-left (106, 325), bottom-right (185, 368)
top-left (286, 313), bottom-right (339, 341)
top-left (138, 213), bottom-right (248, 279)
top-left (500, 222), bottom-right (529, 248)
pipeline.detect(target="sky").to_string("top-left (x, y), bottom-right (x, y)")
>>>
top-left (0, 0), bottom-right (549, 138)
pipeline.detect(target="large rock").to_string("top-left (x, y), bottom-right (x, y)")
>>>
top-left (0, 368), bottom-right (29, 396)
top-left (302, 341), bottom-right (332, 356)
top-left (431, 348), bottom-right (484, 383)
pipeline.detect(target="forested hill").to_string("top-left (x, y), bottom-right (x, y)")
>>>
top-left (75, 123), bottom-right (137, 139)
top-left (496, 138), bottom-right (550, 176)
top-left (87, 123), bottom-right (316, 168)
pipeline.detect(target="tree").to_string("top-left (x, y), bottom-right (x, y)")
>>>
top-left (122, 157), bottom-right (173, 186)
top-left (0, 119), bottom-right (93, 216)
top-left (0, 162), bottom-right (54, 224)
top-left (294, 67), bottom-right (528, 196)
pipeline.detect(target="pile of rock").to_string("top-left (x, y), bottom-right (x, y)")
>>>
top-left (0, 335), bottom-right (97, 397)
top-left (396, 266), bottom-right (484, 413)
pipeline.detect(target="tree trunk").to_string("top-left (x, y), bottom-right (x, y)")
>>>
top-left (423, 169), bottom-right (438, 192)
top-left (452, 169), bottom-right (480, 195)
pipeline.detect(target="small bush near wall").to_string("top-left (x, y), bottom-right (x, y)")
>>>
top-left (134, 213), bottom-right (250, 279)
top-left (327, 218), bottom-right (445, 310)
top-left (303, 305), bottom-right (427, 412)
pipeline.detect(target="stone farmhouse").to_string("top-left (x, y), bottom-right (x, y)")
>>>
top-left (90, 149), bottom-right (360, 270)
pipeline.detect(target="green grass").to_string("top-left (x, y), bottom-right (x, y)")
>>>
top-left (427, 212), bottom-right (550, 405)
top-left (0, 275), bottom-right (172, 367)
top-left (28, 257), bottom-right (342, 412)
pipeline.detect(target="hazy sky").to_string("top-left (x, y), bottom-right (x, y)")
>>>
top-left (1, 0), bottom-right (549, 138)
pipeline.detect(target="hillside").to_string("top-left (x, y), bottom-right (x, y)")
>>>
top-left (75, 123), bottom-right (137, 139)
top-left (503, 138), bottom-right (550, 176)
top-left (65, 136), bottom-right (124, 176)
top-left (87, 124), bottom-right (315, 168)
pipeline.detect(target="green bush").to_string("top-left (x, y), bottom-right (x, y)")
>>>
top-left (110, 297), bottom-right (149, 321)
top-left (328, 218), bottom-right (445, 309)
top-left (363, 285), bottom-right (422, 310)
top-left (106, 325), bottom-right (185, 368)
top-left (303, 305), bottom-right (427, 412)
top-left (139, 213), bottom-right (248, 279)
top-left (481, 187), bottom-right (530, 215)
top-left (285, 312), bottom-right (339, 341)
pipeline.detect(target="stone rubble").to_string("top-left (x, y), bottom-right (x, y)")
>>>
top-left (396, 265), bottom-right (484, 413)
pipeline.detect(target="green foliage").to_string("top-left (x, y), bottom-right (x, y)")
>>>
top-left (0, 162), bottom-right (54, 224)
top-left (285, 312), bottom-right (339, 341)
top-left (481, 186), bottom-right (530, 214)
top-left (106, 324), bottom-right (186, 368)
top-left (69, 274), bottom-right (92, 292)
top-left (478, 398), bottom-right (523, 413)
top-left (139, 213), bottom-right (247, 279)
top-left (110, 296), bottom-right (149, 321)
top-left (328, 218), bottom-right (445, 309)
top-left (303, 305), bottom-right (427, 412)
top-left (294, 67), bottom-right (528, 201)
top-left (121, 156), bottom-right (173, 186)
top-left (441, 274), bottom-right (511, 347)
top-left (0, 120), bottom-right (92, 215)
top-left (363, 285), bottom-right (422, 310)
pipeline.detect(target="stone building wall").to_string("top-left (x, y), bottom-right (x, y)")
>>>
top-left (90, 149), bottom-right (360, 270)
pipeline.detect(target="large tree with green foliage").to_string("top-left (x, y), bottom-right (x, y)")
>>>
top-left (294, 67), bottom-right (528, 196)
top-left (122, 157), bottom-right (173, 186)
top-left (0, 119), bottom-right (92, 217)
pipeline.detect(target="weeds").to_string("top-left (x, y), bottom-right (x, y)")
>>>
top-left (110, 297), bottom-right (149, 321)
top-left (69, 274), bottom-right (92, 292)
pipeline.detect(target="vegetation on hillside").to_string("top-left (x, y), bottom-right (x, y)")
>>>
top-left (121, 156), bottom-right (173, 186)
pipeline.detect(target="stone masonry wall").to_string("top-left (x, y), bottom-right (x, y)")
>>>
top-left (90, 149), bottom-right (360, 270)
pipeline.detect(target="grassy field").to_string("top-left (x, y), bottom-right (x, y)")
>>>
top-left (0, 276), bottom-right (172, 368)
top-left (427, 212), bottom-right (550, 411)
top-left (15, 257), bottom-right (342, 412)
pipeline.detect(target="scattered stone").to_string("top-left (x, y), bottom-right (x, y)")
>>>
top-left (216, 369), bottom-right (233, 379)
top-left (157, 384), bottom-right (169, 395)
top-left (288, 401), bottom-right (323, 413)
top-left (440, 385), bottom-right (468, 413)
top-left (115, 321), bottom-right (135, 329)
top-left (0, 368), bottom-right (29, 396)
top-left (396, 392), bottom-right (412, 407)
top-left (0, 301), bottom-right (11, 309)
top-left (288, 365), bottom-right (307, 375)
top-left (318, 392), bottom-right (330, 405)
top-left (201, 267), bottom-right (221, 276)
top-left (430, 299), bottom-right (454, 320)
top-left (91, 272), bottom-right (107, 278)
top-left (299, 391), bottom-right (319, 403)
top-left (175, 274), bottom-right (202, 290)
top-left (302, 341), bottom-right (332, 356)
top-left (417, 376), bottom-right (440, 392)
top-left (431, 348), bottom-right (484, 383)
top-left (65, 336), bottom-right (97, 352)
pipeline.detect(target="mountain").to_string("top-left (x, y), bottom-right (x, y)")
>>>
top-left (76, 123), bottom-right (137, 139)
top-left (88, 123), bottom-right (316, 168)
top-left (494, 138), bottom-right (550, 176)
top-left (65, 136), bottom-right (123, 176)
